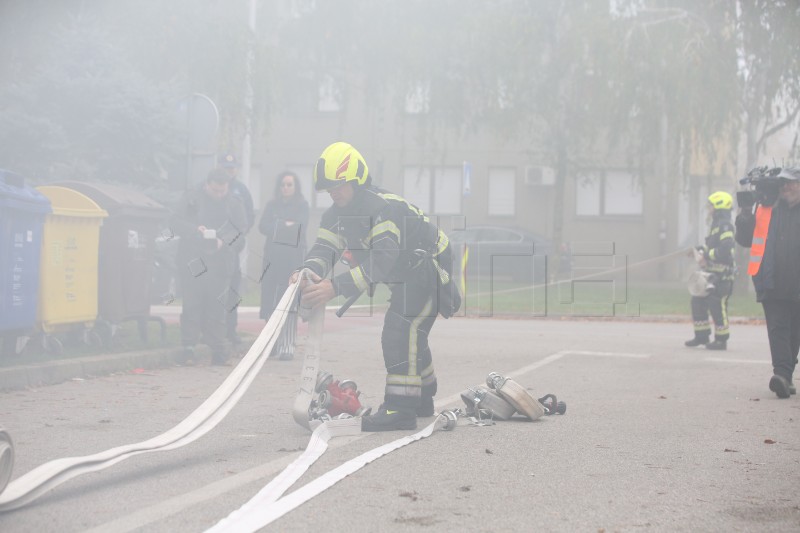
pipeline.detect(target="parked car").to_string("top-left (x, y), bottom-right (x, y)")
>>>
top-left (446, 225), bottom-right (553, 283)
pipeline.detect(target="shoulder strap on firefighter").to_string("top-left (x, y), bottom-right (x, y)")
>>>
top-left (747, 205), bottom-right (772, 276)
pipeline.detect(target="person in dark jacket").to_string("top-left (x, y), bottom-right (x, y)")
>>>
top-left (171, 168), bottom-right (247, 365)
top-left (258, 171), bottom-right (309, 360)
top-left (293, 142), bottom-right (460, 432)
top-left (685, 191), bottom-right (736, 350)
top-left (735, 166), bottom-right (800, 398)
top-left (219, 153), bottom-right (255, 346)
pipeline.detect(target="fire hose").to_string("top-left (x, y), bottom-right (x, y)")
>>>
top-left (0, 268), bottom-right (564, 526)
top-left (0, 277), bottom-right (302, 513)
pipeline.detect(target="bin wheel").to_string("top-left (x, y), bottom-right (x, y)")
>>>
top-left (84, 329), bottom-right (103, 348)
top-left (94, 321), bottom-right (114, 348)
top-left (42, 335), bottom-right (64, 355)
top-left (14, 336), bottom-right (30, 355)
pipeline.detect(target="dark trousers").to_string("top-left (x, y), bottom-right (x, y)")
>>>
top-left (226, 256), bottom-right (242, 339)
top-left (181, 269), bottom-right (229, 360)
top-left (762, 299), bottom-right (800, 381)
top-left (381, 282), bottom-right (438, 410)
top-left (690, 280), bottom-right (732, 341)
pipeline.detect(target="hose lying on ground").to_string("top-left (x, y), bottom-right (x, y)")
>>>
top-left (0, 280), bottom-right (301, 513)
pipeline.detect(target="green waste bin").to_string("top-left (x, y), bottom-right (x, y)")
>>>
top-left (56, 182), bottom-right (169, 344)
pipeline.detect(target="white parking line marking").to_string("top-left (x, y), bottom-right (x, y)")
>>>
top-left (706, 357), bottom-right (769, 365)
top-left (565, 350), bottom-right (650, 358)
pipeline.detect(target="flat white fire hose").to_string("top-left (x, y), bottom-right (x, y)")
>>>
top-left (206, 276), bottom-right (457, 532)
top-left (206, 415), bottom-right (452, 533)
top-left (0, 279), bottom-right (301, 513)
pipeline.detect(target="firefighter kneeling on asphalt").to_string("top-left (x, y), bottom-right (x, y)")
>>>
top-left (685, 191), bottom-right (736, 350)
top-left (291, 142), bottom-right (461, 431)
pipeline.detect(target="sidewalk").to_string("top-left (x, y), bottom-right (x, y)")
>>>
top-left (0, 309), bottom-right (763, 392)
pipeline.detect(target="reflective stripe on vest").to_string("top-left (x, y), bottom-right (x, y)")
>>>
top-left (747, 205), bottom-right (773, 276)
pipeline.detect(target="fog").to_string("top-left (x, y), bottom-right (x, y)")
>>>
top-left (1, 0), bottom-right (799, 281)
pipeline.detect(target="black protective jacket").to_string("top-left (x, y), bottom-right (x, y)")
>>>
top-left (735, 199), bottom-right (800, 302)
top-left (303, 185), bottom-right (443, 299)
top-left (704, 209), bottom-right (736, 282)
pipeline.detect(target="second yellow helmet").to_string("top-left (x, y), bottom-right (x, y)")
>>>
top-left (708, 191), bottom-right (733, 210)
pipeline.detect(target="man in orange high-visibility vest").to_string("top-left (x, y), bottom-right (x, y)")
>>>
top-left (735, 166), bottom-right (800, 399)
top-left (684, 191), bottom-right (736, 350)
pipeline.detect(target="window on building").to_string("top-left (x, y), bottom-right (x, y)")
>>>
top-left (576, 170), bottom-right (642, 217)
top-left (403, 167), bottom-right (431, 213)
top-left (405, 81), bottom-right (430, 114)
top-left (318, 74), bottom-right (342, 112)
top-left (488, 167), bottom-right (516, 216)
top-left (403, 166), bottom-right (462, 215)
top-left (433, 167), bottom-right (462, 214)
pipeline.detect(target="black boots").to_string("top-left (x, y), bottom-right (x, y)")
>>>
top-left (361, 405), bottom-right (417, 432)
top-left (769, 374), bottom-right (791, 399)
top-left (685, 336), bottom-right (727, 350)
top-left (416, 395), bottom-right (435, 417)
top-left (705, 339), bottom-right (727, 351)
top-left (685, 336), bottom-right (709, 347)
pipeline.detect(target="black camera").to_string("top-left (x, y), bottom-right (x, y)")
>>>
top-left (736, 190), bottom-right (755, 210)
top-left (738, 166), bottom-right (782, 207)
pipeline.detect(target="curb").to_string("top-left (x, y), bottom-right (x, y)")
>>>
top-left (0, 348), bottom-right (179, 392)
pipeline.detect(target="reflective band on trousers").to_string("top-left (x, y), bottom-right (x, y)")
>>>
top-left (747, 205), bottom-right (772, 276)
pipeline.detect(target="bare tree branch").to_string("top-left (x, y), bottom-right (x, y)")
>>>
top-left (757, 104), bottom-right (800, 152)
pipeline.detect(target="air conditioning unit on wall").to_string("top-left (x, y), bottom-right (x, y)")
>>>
top-left (524, 166), bottom-right (555, 186)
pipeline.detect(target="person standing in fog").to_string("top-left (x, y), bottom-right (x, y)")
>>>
top-left (735, 166), bottom-right (800, 398)
top-left (172, 168), bottom-right (247, 366)
top-left (258, 171), bottom-right (309, 360)
top-left (684, 191), bottom-right (736, 350)
top-left (219, 153), bottom-right (255, 347)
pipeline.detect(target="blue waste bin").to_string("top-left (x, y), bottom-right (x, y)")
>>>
top-left (0, 170), bottom-right (51, 355)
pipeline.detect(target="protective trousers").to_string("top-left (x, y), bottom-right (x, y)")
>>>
top-left (762, 299), bottom-right (800, 381)
top-left (690, 280), bottom-right (732, 341)
top-left (381, 280), bottom-right (438, 410)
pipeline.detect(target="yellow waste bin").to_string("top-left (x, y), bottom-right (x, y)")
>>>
top-left (35, 186), bottom-right (108, 344)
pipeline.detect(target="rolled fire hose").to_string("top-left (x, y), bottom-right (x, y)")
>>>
top-left (0, 278), bottom-right (302, 513)
top-left (0, 428), bottom-right (13, 496)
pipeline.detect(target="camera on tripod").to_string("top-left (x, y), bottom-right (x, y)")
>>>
top-left (737, 166), bottom-right (782, 209)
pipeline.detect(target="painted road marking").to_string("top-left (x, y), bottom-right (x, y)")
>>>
top-left (705, 357), bottom-right (769, 365)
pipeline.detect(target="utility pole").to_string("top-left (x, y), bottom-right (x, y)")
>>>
top-left (241, 0), bottom-right (256, 197)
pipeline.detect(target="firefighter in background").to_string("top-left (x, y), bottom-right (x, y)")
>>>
top-left (685, 191), bottom-right (736, 350)
top-left (735, 167), bottom-right (800, 398)
top-left (293, 142), bottom-right (460, 432)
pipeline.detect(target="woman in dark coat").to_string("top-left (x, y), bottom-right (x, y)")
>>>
top-left (258, 171), bottom-right (309, 358)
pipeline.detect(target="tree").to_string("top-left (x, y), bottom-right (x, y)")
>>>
top-left (736, 0), bottom-right (800, 167)
top-left (0, 14), bottom-right (183, 185)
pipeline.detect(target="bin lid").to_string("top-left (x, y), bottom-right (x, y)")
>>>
top-left (55, 181), bottom-right (168, 220)
top-left (0, 169), bottom-right (52, 214)
top-left (36, 186), bottom-right (108, 219)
